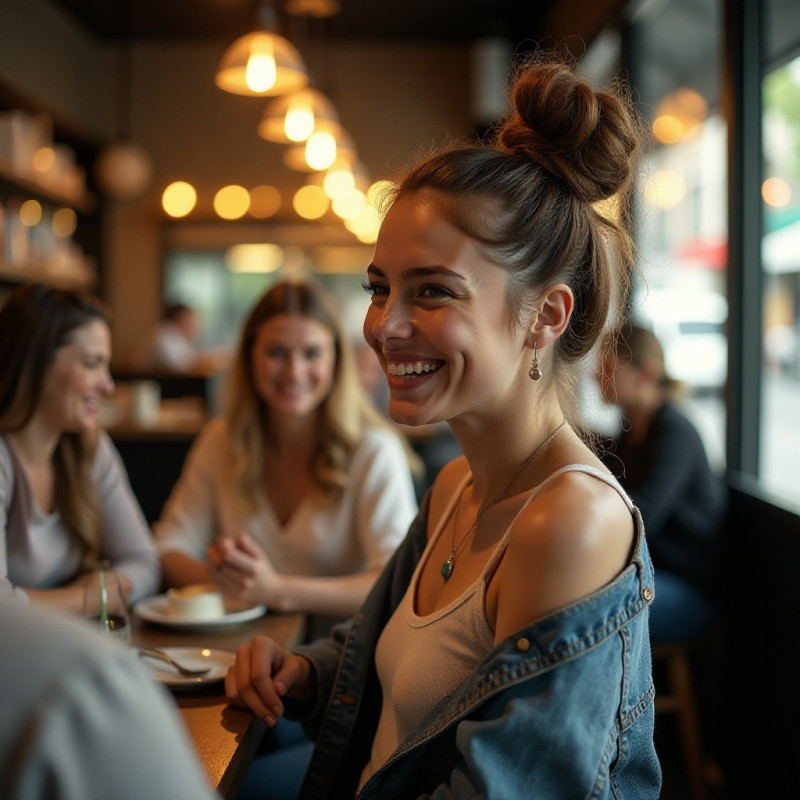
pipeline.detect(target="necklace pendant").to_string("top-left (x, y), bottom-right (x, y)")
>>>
top-left (441, 557), bottom-right (454, 582)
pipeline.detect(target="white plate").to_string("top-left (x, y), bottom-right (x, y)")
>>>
top-left (140, 647), bottom-right (234, 689)
top-left (133, 594), bottom-right (266, 631)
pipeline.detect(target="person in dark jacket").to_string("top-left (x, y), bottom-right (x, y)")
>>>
top-left (597, 322), bottom-right (726, 640)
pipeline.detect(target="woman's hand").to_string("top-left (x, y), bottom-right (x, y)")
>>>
top-left (206, 532), bottom-right (285, 608)
top-left (224, 635), bottom-right (315, 725)
top-left (70, 569), bottom-right (133, 601)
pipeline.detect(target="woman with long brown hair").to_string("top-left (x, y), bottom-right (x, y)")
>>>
top-left (0, 283), bottom-right (160, 608)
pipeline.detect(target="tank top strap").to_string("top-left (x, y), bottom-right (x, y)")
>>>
top-left (482, 463), bottom-right (635, 584)
top-left (527, 463), bottom-right (635, 511)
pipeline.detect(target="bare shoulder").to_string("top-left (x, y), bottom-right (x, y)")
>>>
top-left (493, 467), bottom-right (635, 639)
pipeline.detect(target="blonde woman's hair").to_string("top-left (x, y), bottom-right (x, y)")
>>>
top-left (0, 283), bottom-right (109, 570)
top-left (221, 279), bottom-right (417, 506)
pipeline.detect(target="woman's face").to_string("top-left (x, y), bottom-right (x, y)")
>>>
top-left (250, 313), bottom-right (337, 421)
top-left (595, 350), bottom-right (640, 409)
top-left (37, 318), bottom-right (114, 434)
top-left (363, 193), bottom-right (528, 428)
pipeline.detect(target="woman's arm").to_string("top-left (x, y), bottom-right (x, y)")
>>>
top-left (93, 434), bottom-right (161, 601)
top-left (153, 419), bottom-right (227, 587)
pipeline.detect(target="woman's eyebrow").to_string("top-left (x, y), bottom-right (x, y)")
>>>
top-left (366, 264), bottom-right (466, 281)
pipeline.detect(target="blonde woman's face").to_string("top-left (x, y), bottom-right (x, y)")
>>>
top-left (37, 319), bottom-right (114, 434)
top-left (250, 313), bottom-right (336, 421)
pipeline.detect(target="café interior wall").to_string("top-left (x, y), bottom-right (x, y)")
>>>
top-left (0, 0), bottom-right (113, 141)
top-left (107, 40), bottom-right (472, 358)
top-left (0, 2), bottom-right (473, 356)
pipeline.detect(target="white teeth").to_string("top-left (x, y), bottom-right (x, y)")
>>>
top-left (387, 361), bottom-right (439, 377)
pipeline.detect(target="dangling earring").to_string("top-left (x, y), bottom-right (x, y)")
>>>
top-left (529, 341), bottom-right (542, 381)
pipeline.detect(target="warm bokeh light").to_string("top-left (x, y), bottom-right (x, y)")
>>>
top-left (643, 169), bottom-right (687, 209)
top-left (323, 163), bottom-right (355, 199)
top-left (344, 204), bottom-right (381, 243)
top-left (52, 206), bottom-right (78, 237)
top-left (305, 131), bottom-right (337, 170)
top-left (284, 102), bottom-right (315, 141)
top-left (652, 115), bottom-right (684, 145)
top-left (653, 87), bottom-right (708, 144)
top-left (32, 147), bottom-right (56, 173)
top-left (225, 243), bottom-right (284, 273)
top-left (19, 199), bottom-right (42, 226)
top-left (162, 181), bottom-right (197, 217)
top-left (293, 184), bottom-right (329, 219)
top-left (249, 185), bottom-right (282, 218)
top-left (332, 188), bottom-right (366, 220)
top-left (762, 176), bottom-right (792, 207)
top-left (214, 185), bottom-right (250, 220)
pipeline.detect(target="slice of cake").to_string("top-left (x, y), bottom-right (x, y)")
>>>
top-left (166, 583), bottom-right (226, 620)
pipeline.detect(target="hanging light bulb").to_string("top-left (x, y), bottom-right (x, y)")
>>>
top-left (305, 129), bottom-right (337, 170)
top-left (215, 1), bottom-right (309, 96)
top-left (258, 88), bottom-right (339, 143)
top-left (283, 123), bottom-right (356, 172)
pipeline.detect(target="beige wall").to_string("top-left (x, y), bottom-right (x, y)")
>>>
top-left (0, 2), bottom-right (473, 355)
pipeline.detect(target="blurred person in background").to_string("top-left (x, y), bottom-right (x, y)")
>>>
top-left (155, 279), bottom-right (419, 641)
top-left (596, 322), bottom-right (726, 641)
top-left (0, 283), bottom-right (160, 608)
top-left (136, 301), bottom-right (229, 375)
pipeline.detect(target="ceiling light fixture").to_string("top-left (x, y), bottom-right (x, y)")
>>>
top-left (215, 0), bottom-right (309, 97)
top-left (258, 87), bottom-right (339, 143)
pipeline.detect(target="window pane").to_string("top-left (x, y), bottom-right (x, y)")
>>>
top-left (761, 47), bottom-right (800, 514)
top-left (628, 0), bottom-right (727, 472)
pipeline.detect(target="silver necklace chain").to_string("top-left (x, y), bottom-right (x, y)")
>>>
top-left (441, 418), bottom-right (568, 582)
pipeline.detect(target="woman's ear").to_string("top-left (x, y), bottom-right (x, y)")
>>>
top-left (525, 283), bottom-right (574, 349)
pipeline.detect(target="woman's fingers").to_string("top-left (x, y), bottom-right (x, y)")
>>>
top-left (225, 638), bottom-right (284, 725)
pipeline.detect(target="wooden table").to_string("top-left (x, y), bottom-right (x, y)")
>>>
top-left (133, 610), bottom-right (306, 799)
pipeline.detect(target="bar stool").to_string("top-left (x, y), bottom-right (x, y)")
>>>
top-left (652, 637), bottom-right (722, 800)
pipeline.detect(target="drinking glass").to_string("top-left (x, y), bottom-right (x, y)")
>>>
top-left (82, 567), bottom-right (132, 646)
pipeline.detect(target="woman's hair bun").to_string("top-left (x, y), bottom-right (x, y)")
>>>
top-left (497, 58), bottom-right (640, 204)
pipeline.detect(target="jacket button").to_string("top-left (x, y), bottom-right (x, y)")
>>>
top-left (643, 587), bottom-right (653, 602)
top-left (337, 694), bottom-right (356, 705)
top-left (516, 638), bottom-right (531, 652)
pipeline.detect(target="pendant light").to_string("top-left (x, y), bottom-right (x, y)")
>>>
top-left (215, 0), bottom-right (309, 97)
top-left (258, 87), bottom-right (339, 144)
top-left (94, 0), bottom-right (153, 200)
top-left (283, 122), bottom-right (356, 172)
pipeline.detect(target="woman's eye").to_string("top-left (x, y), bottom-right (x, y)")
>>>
top-left (362, 280), bottom-right (388, 297)
top-left (419, 284), bottom-right (452, 300)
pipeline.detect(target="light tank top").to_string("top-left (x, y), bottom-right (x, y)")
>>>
top-left (358, 464), bottom-right (633, 790)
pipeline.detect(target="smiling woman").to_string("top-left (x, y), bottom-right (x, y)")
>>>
top-left (154, 278), bottom-right (419, 641)
top-left (0, 283), bottom-right (161, 610)
top-left (225, 54), bottom-right (661, 800)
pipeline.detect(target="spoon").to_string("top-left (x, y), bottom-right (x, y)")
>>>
top-left (138, 648), bottom-right (212, 677)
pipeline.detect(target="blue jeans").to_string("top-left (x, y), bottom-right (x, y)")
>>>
top-left (236, 718), bottom-right (314, 800)
top-left (649, 570), bottom-right (718, 642)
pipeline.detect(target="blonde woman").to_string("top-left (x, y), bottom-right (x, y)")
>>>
top-left (155, 279), bottom-right (419, 639)
top-left (0, 284), bottom-right (160, 608)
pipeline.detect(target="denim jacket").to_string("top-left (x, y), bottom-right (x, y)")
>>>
top-left (291, 484), bottom-right (661, 799)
